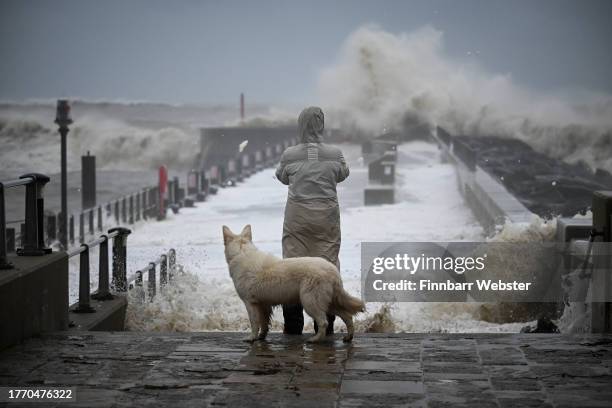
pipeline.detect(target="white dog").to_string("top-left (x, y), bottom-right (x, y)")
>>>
top-left (223, 225), bottom-right (365, 343)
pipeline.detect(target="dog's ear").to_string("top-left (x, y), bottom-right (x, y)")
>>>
top-left (241, 224), bottom-right (252, 241)
top-left (222, 225), bottom-right (234, 245)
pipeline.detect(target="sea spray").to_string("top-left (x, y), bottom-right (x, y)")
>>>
top-left (318, 25), bottom-right (612, 172)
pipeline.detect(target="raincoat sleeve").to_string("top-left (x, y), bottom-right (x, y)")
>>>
top-left (275, 153), bottom-right (290, 185)
top-left (337, 152), bottom-right (350, 183)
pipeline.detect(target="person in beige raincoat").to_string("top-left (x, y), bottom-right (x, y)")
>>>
top-left (275, 106), bottom-right (350, 335)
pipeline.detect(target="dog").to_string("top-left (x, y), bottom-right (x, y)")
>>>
top-left (223, 224), bottom-right (365, 343)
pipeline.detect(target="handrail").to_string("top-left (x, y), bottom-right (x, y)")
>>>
top-left (1, 177), bottom-right (34, 189)
top-left (69, 227), bottom-right (131, 312)
top-left (68, 226), bottom-right (177, 312)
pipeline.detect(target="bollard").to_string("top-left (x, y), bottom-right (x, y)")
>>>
top-left (72, 244), bottom-right (95, 313)
top-left (109, 227), bottom-right (131, 292)
top-left (129, 195), bottom-right (134, 224)
top-left (97, 206), bottom-right (103, 232)
top-left (160, 254), bottom-right (168, 287)
top-left (6, 228), bottom-right (15, 254)
top-left (168, 248), bottom-right (176, 281)
top-left (69, 215), bottom-right (74, 245)
top-left (88, 209), bottom-right (94, 235)
top-left (17, 173), bottom-right (51, 256)
top-left (148, 262), bottom-right (156, 300)
top-left (79, 212), bottom-right (85, 244)
top-left (92, 235), bottom-right (113, 300)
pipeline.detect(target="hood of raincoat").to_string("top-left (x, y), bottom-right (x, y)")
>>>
top-left (298, 106), bottom-right (324, 143)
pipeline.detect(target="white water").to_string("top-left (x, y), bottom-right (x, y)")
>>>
top-left (122, 141), bottom-right (534, 333)
top-left (318, 26), bottom-right (612, 173)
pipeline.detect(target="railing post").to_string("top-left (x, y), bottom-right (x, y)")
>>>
top-left (88, 209), bottom-right (94, 235)
top-left (79, 212), bottom-right (84, 244)
top-left (109, 227), bottom-right (131, 292)
top-left (6, 228), bottom-right (15, 253)
top-left (69, 214), bottom-right (74, 245)
top-left (97, 206), bottom-right (103, 232)
top-left (121, 197), bottom-right (126, 224)
top-left (17, 173), bottom-right (51, 256)
top-left (92, 235), bottom-right (112, 301)
top-left (148, 262), bottom-right (156, 300)
top-left (160, 254), bottom-right (168, 287)
top-left (114, 200), bottom-right (120, 224)
top-left (46, 214), bottom-right (56, 245)
top-left (168, 248), bottom-right (176, 281)
top-left (129, 195), bottom-right (134, 224)
top-left (73, 244), bottom-right (95, 313)
top-left (0, 182), bottom-right (12, 269)
top-left (142, 190), bottom-right (147, 220)
top-left (135, 270), bottom-right (145, 302)
top-left (136, 193), bottom-right (141, 222)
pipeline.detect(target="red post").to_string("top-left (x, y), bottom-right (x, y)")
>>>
top-left (158, 165), bottom-right (168, 220)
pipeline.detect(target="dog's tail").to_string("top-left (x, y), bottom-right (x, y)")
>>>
top-left (333, 285), bottom-right (365, 316)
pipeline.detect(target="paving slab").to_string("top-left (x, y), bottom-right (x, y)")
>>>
top-left (0, 332), bottom-right (611, 407)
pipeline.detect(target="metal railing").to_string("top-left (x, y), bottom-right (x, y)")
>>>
top-left (129, 248), bottom-right (177, 302)
top-left (67, 186), bottom-right (160, 246)
top-left (67, 227), bottom-right (131, 313)
top-left (1, 173), bottom-right (51, 269)
top-left (67, 225), bottom-right (178, 312)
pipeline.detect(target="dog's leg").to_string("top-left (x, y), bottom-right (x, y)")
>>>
top-left (243, 302), bottom-right (260, 343)
top-left (257, 305), bottom-right (272, 340)
top-left (302, 295), bottom-right (328, 343)
top-left (337, 311), bottom-right (355, 343)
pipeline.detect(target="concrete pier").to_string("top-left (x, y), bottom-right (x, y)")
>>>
top-left (1, 332), bottom-right (611, 407)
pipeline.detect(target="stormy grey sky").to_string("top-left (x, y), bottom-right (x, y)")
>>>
top-left (1, 0), bottom-right (611, 105)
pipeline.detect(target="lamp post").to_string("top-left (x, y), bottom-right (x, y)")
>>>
top-left (55, 100), bottom-right (72, 249)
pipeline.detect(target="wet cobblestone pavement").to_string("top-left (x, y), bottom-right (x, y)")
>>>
top-left (1, 332), bottom-right (611, 407)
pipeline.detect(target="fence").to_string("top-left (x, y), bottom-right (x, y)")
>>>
top-left (67, 226), bottom-right (176, 312)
